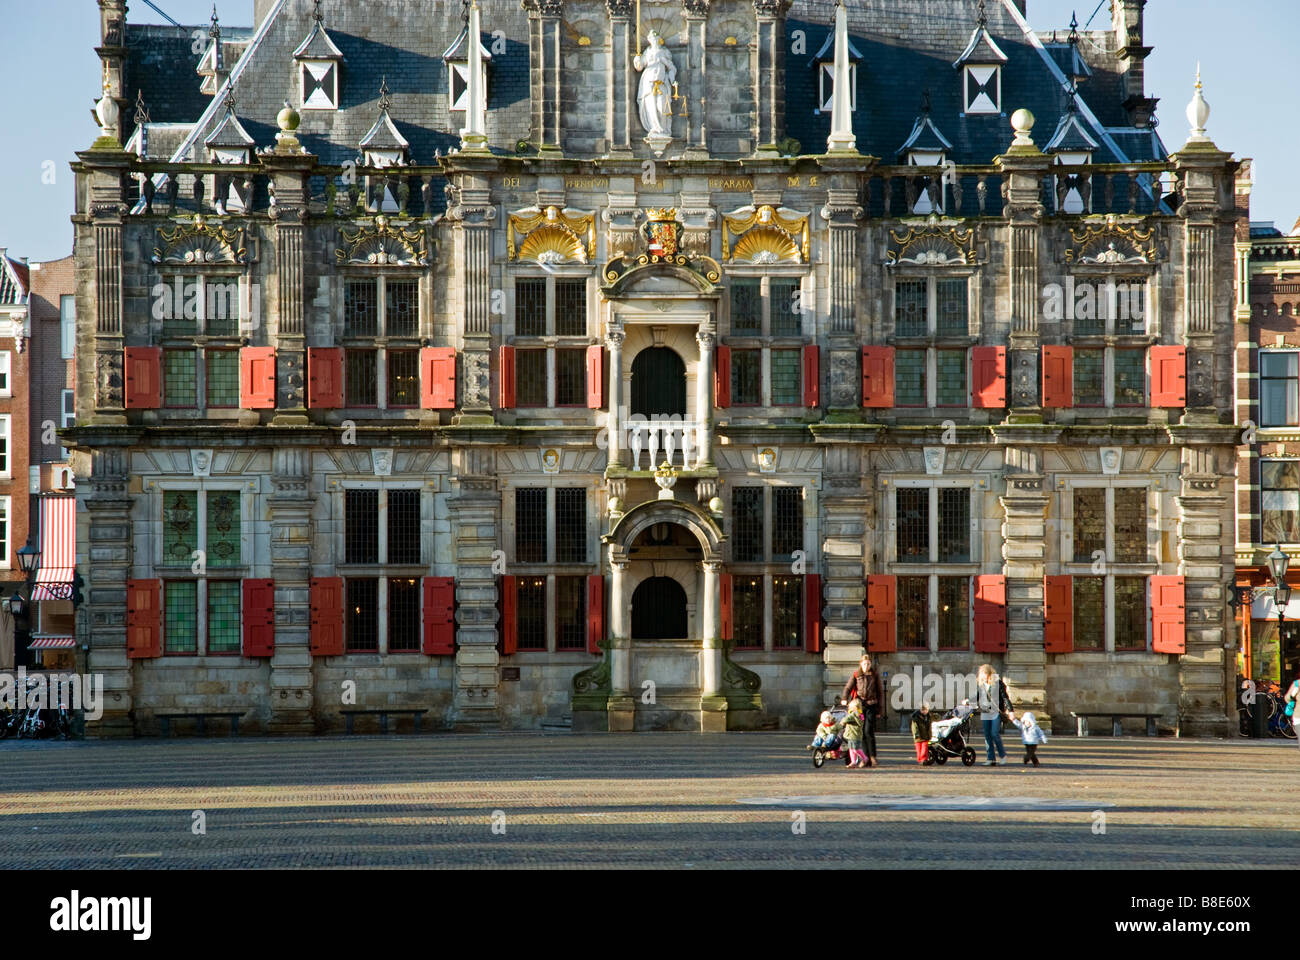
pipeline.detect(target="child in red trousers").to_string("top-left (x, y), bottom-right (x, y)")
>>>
top-left (910, 702), bottom-right (934, 765)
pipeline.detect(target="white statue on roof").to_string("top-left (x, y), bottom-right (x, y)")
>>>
top-left (634, 31), bottom-right (676, 140)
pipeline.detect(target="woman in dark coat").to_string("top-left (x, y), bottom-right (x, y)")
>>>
top-left (841, 654), bottom-right (885, 766)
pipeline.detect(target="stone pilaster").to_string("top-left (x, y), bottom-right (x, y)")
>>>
top-left (998, 444), bottom-right (1051, 719)
top-left (76, 148), bottom-right (132, 423)
top-left (263, 152), bottom-right (315, 420)
top-left (820, 176), bottom-right (866, 410)
top-left (995, 146), bottom-right (1051, 417)
top-left (450, 447), bottom-right (502, 726)
top-left (681, 0), bottom-right (710, 156)
top-left (267, 447), bottom-right (315, 733)
top-left (445, 177), bottom-right (496, 421)
top-left (605, 0), bottom-right (635, 157)
top-left (525, 0), bottom-right (563, 152)
top-left (820, 446), bottom-right (871, 707)
top-left (1172, 438), bottom-right (1235, 737)
top-left (752, 0), bottom-right (791, 152)
top-left (82, 446), bottom-right (133, 737)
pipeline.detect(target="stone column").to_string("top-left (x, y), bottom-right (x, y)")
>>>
top-left (607, 328), bottom-right (625, 467)
top-left (449, 448), bottom-right (502, 726)
top-left (700, 559), bottom-right (727, 731)
top-left (999, 443), bottom-right (1052, 720)
top-left (267, 447), bottom-right (315, 733)
top-left (607, 554), bottom-right (634, 731)
top-left (605, 0), bottom-right (634, 157)
top-left (82, 446), bottom-right (133, 737)
top-left (752, 0), bottom-right (792, 152)
top-left (820, 446), bottom-right (872, 707)
top-left (262, 151), bottom-right (316, 424)
top-left (694, 328), bottom-right (714, 467)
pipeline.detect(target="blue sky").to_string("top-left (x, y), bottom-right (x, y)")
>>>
top-left (0, 0), bottom-right (1295, 261)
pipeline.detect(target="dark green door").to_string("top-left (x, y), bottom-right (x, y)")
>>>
top-left (630, 347), bottom-right (687, 417)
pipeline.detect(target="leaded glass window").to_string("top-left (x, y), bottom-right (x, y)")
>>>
top-left (771, 487), bottom-right (803, 561)
top-left (387, 350), bottom-right (419, 407)
top-left (895, 350), bottom-right (927, 407)
top-left (1073, 489), bottom-right (1106, 563)
top-left (772, 575), bottom-right (802, 649)
top-left (898, 577), bottom-right (928, 649)
top-left (345, 280), bottom-right (379, 338)
top-left (1114, 577), bottom-right (1147, 650)
top-left (1113, 488), bottom-right (1147, 562)
top-left (732, 576), bottom-right (763, 649)
top-left (936, 349), bottom-right (967, 406)
top-left (515, 349), bottom-right (547, 408)
top-left (732, 487), bottom-right (764, 563)
top-left (388, 577), bottom-right (421, 651)
top-left (206, 350), bottom-right (239, 408)
top-left (345, 489), bottom-right (380, 564)
top-left (556, 348), bottom-right (586, 406)
top-left (895, 279), bottom-right (927, 337)
top-left (515, 488), bottom-right (547, 563)
top-left (937, 488), bottom-right (970, 562)
top-left (385, 280), bottom-right (418, 338)
top-left (1074, 349), bottom-right (1105, 407)
top-left (206, 491), bottom-right (241, 568)
top-left (346, 578), bottom-right (379, 651)
top-left (555, 280), bottom-right (587, 337)
top-left (163, 491), bottom-right (199, 565)
top-left (207, 581), bottom-right (241, 654)
top-left (164, 349), bottom-right (197, 408)
top-left (1073, 577), bottom-right (1105, 650)
top-left (770, 279), bottom-right (802, 337)
top-left (164, 581), bottom-right (198, 654)
top-left (896, 488), bottom-right (928, 564)
top-left (387, 490), bottom-right (421, 565)
top-left (1114, 349), bottom-right (1146, 406)
top-left (516, 576), bottom-right (546, 650)
top-left (937, 577), bottom-right (970, 650)
top-left (770, 349), bottom-right (801, 406)
top-left (731, 349), bottom-right (762, 406)
top-left (936, 279), bottom-right (968, 337)
top-left (556, 576), bottom-right (588, 650)
top-left (346, 349), bottom-right (378, 406)
top-left (556, 489), bottom-right (587, 564)
top-left (730, 279), bottom-right (762, 334)
top-left (515, 279), bottom-right (546, 337)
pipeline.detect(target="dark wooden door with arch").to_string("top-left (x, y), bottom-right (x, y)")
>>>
top-left (630, 347), bottom-right (687, 418)
top-left (631, 576), bottom-right (689, 640)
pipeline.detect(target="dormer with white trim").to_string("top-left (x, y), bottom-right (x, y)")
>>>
top-left (811, 17), bottom-right (862, 114)
top-left (898, 94), bottom-right (954, 214)
top-left (359, 80), bottom-right (410, 213)
top-left (954, 1), bottom-right (1008, 116)
top-left (442, 19), bottom-right (492, 114)
top-left (293, 3), bottom-right (344, 111)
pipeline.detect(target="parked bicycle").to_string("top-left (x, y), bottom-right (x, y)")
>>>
top-left (1238, 678), bottom-right (1297, 739)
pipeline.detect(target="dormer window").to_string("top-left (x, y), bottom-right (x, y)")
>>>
top-left (954, 5), bottom-right (1008, 116)
top-left (293, 8), bottom-right (344, 111)
top-left (359, 80), bottom-right (410, 214)
top-left (813, 28), bottom-right (861, 113)
top-left (1045, 98), bottom-right (1100, 214)
top-left (442, 22), bottom-right (492, 112)
top-left (204, 94), bottom-right (255, 214)
top-left (898, 95), bottom-right (953, 215)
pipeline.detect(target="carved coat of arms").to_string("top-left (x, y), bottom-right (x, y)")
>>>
top-left (643, 209), bottom-right (681, 258)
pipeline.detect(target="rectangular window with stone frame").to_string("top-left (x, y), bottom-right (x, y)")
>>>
top-left (341, 276), bottom-right (422, 411)
top-left (1064, 483), bottom-right (1153, 651)
top-left (729, 484), bottom-right (808, 650)
top-left (158, 273), bottom-right (245, 412)
top-left (1262, 460), bottom-right (1300, 544)
top-left (510, 486), bottom-right (592, 653)
top-left (511, 275), bottom-right (590, 409)
top-left (891, 276), bottom-right (972, 410)
top-left (891, 483), bottom-right (977, 651)
top-left (1261, 352), bottom-right (1300, 428)
top-left (725, 274), bottom-right (810, 407)
top-left (340, 486), bottom-right (425, 653)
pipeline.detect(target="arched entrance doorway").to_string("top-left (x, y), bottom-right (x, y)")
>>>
top-left (630, 347), bottom-right (687, 417)
top-left (632, 577), bottom-right (689, 639)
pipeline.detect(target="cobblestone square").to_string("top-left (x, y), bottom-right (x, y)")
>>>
top-left (1, 733), bottom-right (1295, 869)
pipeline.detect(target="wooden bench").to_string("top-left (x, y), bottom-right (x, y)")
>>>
top-left (1070, 711), bottom-right (1160, 737)
top-left (158, 712), bottom-right (243, 737)
top-left (339, 708), bottom-right (427, 734)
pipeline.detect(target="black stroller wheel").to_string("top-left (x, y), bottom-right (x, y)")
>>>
top-left (812, 749), bottom-right (825, 768)
top-left (933, 750), bottom-right (948, 765)
top-left (961, 748), bottom-right (977, 766)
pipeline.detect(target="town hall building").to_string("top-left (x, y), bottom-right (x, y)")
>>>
top-left (71, 0), bottom-right (1243, 736)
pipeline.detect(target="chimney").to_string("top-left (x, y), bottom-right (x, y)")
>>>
top-left (1111, 0), bottom-right (1157, 127)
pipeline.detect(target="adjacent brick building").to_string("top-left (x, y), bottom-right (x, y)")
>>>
top-left (71, 0), bottom-right (1242, 737)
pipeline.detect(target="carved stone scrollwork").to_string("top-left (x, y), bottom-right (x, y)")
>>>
top-left (682, 0), bottom-right (711, 15)
top-left (508, 206), bottom-right (596, 263)
top-left (723, 204), bottom-right (809, 263)
top-left (153, 216), bottom-right (249, 264)
top-left (1065, 216), bottom-right (1159, 264)
top-left (606, 0), bottom-right (634, 15)
top-left (753, 0), bottom-right (790, 16)
top-left (885, 221), bottom-right (976, 266)
top-left (462, 351), bottom-right (490, 406)
top-left (335, 215), bottom-right (429, 265)
top-left (96, 351), bottom-right (124, 409)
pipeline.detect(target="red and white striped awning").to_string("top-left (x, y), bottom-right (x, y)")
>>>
top-left (31, 496), bottom-right (75, 601)
top-left (29, 636), bottom-right (75, 650)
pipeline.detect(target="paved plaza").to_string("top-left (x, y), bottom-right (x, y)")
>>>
top-left (1, 733), bottom-right (1295, 869)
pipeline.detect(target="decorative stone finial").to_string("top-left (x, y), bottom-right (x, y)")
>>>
top-left (277, 100), bottom-right (301, 133)
top-left (1010, 107), bottom-right (1036, 147)
top-left (1186, 64), bottom-right (1211, 143)
top-left (654, 462), bottom-right (678, 501)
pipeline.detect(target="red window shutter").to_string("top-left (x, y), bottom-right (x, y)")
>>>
top-left (586, 345), bottom-right (606, 410)
top-left (587, 573), bottom-right (605, 654)
top-left (309, 577), bottom-right (345, 656)
top-left (1041, 345), bottom-right (1074, 409)
top-left (125, 579), bottom-right (162, 659)
top-left (862, 347), bottom-right (895, 409)
top-left (804, 573), bottom-right (822, 654)
top-left (866, 575), bottom-right (896, 653)
top-left (241, 578), bottom-right (275, 658)
top-left (422, 576), bottom-right (456, 655)
top-left (240, 347), bottom-right (276, 410)
top-left (720, 573), bottom-right (733, 642)
top-left (973, 575), bottom-right (1008, 653)
top-left (1043, 575), bottom-right (1073, 653)
top-left (971, 346), bottom-right (1007, 409)
top-left (802, 344), bottom-right (821, 408)
top-left (1150, 346), bottom-right (1187, 408)
top-left (1151, 576), bottom-right (1186, 654)
top-left (420, 347), bottom-right (457, 410)
top-left (714, 346), bottom-right (731, 409)
top-left (307, 347), bottom-right (344, 409)
top-left (500, 575), bottom-right (518, 656)
top-left (499, 345), bottom-right (516, 409)
top-left (124, 347), bottom-right (162, 410)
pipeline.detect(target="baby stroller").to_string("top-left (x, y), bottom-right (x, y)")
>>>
top-left (928, 703), bottom-right (978, 767)
top-left (811, 707), bottom-right (853, 768)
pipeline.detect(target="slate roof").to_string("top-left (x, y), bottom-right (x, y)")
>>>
top-left (0, 257), bottom-right (29, 307)
top-left (898, 112), bottom-right (954, 159)
top-left (115, 0), bottom-right (1162, 172)
top-left (1045, 100), bottom-right (1100, 154)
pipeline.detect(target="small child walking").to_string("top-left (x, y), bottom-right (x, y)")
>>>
top-left (910, 702), bottom-right (934, 765)
top-left (1012, 711), bottom-right (1048, 766)
top-left (839, 699), bottom-right (869, 768)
